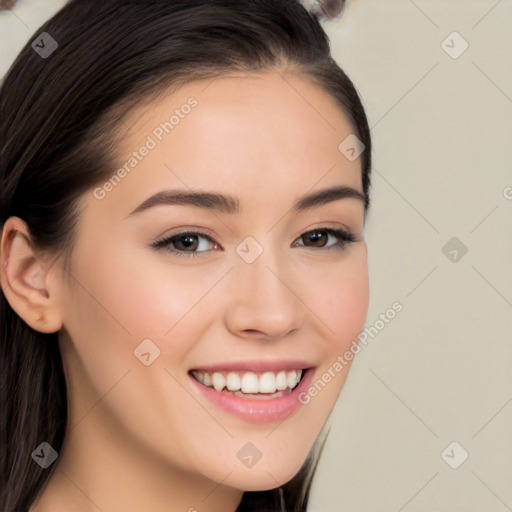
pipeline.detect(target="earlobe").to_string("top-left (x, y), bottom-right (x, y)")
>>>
top-left (0, 216), bottom-right (63, 333)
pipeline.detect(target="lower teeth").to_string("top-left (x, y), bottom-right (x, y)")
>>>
top-left (229, 389), bottom-right (291, 399)
top-left (212, 386), bottom-right (296, 399)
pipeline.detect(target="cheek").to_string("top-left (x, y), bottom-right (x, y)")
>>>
top-left (60, 241), bottom-right (176, 382)
top-left (307, 254), bottom-right (369, 350)
top-left (118, 258), bottom-right (222, 344)
top-left (71, 243), bottom-right (209, 339)
top-left (61, 247), bottom-right (216, 464)
top-left (330, 275), bottom-right (369, 346)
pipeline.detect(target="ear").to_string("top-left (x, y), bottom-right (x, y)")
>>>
top-left (0, 216), bottom-right (63, 333)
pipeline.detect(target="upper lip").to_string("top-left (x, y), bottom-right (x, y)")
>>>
top-left (189, 359), bottom-right (315, 373)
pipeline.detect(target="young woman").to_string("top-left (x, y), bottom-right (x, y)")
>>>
top-left (0, 1), bottom-right (372, 510)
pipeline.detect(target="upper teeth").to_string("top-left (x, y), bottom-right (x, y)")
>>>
top-left (191, 370), bottom-right (303, 394)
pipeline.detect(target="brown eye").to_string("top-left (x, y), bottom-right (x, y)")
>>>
top-left (151, 230), bottom-right (218, 258)
top-left (301, 230), bottom-right (329, 248)
top-left (173, 234), bottom-right (200, 251)
top-left (295, 227), bottom-right (356, 251)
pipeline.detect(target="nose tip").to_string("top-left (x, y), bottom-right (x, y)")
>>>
top-left (224, 260), bottom-right (304, 341)
top-left (236, 293), bottom-right (301, 339)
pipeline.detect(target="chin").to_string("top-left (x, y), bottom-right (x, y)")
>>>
top-left (223, 454), bottom-right (308, 492)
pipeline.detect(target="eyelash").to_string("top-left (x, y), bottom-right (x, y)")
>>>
top-left (151, 227), bottom-right (357, 259)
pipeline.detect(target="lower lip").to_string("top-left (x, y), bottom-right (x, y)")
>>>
top-left (189, 368), bottom-right (315, 424)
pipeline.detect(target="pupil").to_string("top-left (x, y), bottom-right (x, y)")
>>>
top-left (308, 231), bottom-right (326, 246)
top-left (178, 235), bottom-right (197, 250)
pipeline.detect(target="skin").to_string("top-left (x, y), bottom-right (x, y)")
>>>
top-left (1, 69), bottom-right (369, 512)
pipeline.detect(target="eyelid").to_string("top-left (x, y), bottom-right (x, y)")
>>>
top-left (151, 229), bottom-right (218, 258)
top-left (150, 224), bottom-right (357, 258)
top-left (152, 226), bottom-right (218, 246)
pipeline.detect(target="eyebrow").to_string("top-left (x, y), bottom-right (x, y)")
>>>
top-left (126, 185), bottom-right (366, 217)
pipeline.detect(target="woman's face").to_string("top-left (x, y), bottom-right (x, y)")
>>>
top-left (55, 70), bottom-right (368, 502)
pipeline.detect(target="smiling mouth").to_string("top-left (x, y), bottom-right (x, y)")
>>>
top-left (189, 368), bottom-right (307, 399)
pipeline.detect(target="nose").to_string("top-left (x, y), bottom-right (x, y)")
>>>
top-left (223, 247), bottom-right (305, 341)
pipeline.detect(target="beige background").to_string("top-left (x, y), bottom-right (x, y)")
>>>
top-left (1, 1), bottom-right (511, 511)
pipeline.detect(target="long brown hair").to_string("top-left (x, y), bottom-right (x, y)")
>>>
top-left (0, 1), bottom-right (372, 510)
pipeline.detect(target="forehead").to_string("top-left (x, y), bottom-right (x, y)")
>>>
top-left (119, 70), bottom-right (357, 157)
top-left (94, 70), bottom-right (363, 218)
